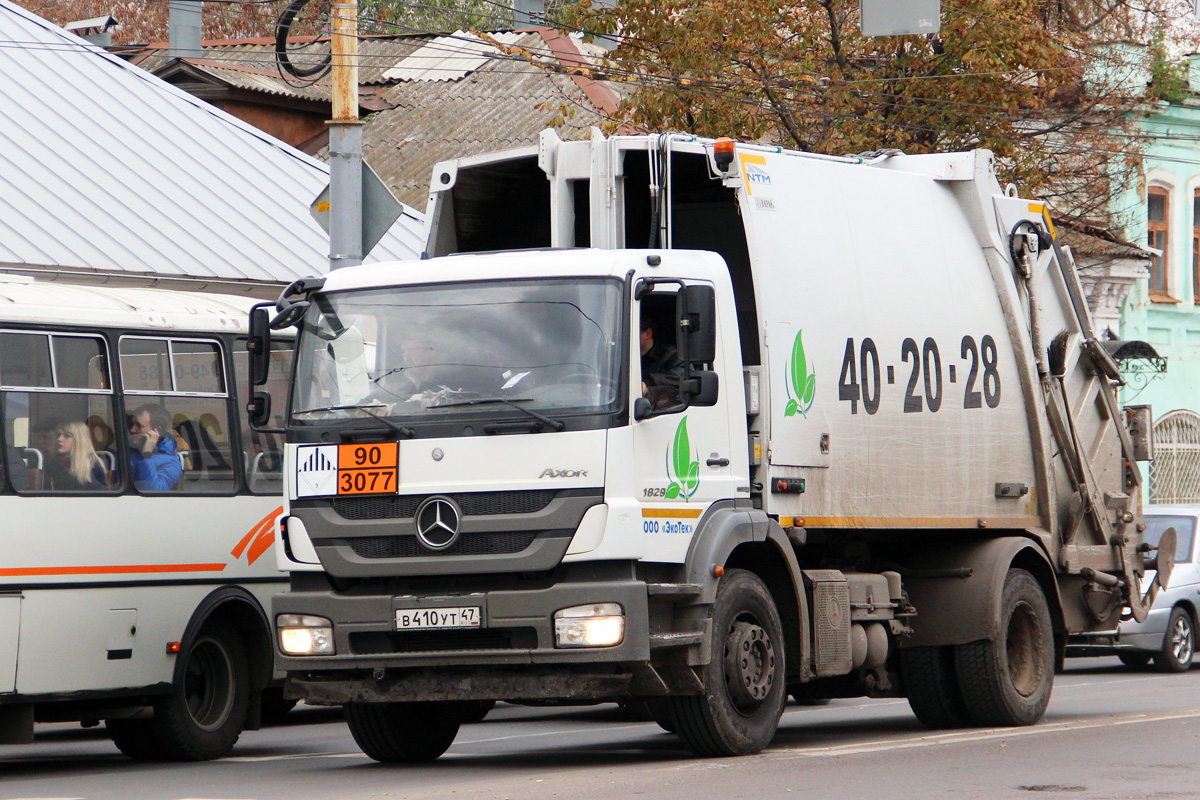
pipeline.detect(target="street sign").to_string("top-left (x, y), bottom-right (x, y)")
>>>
top-left (860, 0), bottom-right (940, 36)
top-left (310, 160), bottom-right (403, 259)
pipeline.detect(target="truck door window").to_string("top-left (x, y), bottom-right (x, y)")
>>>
top-left (639, 292), bottom-right (684, 412)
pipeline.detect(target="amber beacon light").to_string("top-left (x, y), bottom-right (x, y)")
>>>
top-left (714, 137), bottom-right (735, 172)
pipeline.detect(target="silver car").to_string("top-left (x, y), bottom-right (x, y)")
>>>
top-left (1067, 504), bottom-right (1199, 671)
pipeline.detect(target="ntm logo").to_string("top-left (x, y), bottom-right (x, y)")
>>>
top-left (737, 153), bottom-right (772, 195)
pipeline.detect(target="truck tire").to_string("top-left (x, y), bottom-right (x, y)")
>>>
top-left (1155, 607), bottom-right (1194, 673)
top-left (344, 702), bottom-right (461, 762)
top-left (669, 569), bottom-right (786, 757)
top-left (900, 646), bottom-right (971, 729)
top-left (954, 569), bottom-right (1054, 727)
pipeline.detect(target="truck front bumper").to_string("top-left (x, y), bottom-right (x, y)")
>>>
top-left (273, 574), bottom-right (653, 677)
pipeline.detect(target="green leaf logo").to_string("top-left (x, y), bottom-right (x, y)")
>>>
top-left (784, 330), bottom-right (816, 418)
top-left (664, 417), bottom-right (701, 501)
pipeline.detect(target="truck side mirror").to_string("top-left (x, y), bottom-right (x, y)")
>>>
top-left (248, 390), bottom-right (273, 429)
top-left (248, 305), bottom-right (272, 387)
top-left (681, 370), bottom-right (719, 407)
top-left (678, 285), bottom-right (716, 365)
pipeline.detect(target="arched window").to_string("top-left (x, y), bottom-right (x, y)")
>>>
top-left (1150, 409), bottom-right (1200, 503)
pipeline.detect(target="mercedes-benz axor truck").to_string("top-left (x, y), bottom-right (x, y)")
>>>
top-left (247, 131), bottom-right (1168, 761)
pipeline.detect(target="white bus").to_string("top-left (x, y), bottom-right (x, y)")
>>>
top-left (0, 275), bottom-right (292, 761)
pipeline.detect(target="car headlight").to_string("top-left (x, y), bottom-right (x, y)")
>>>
top-left (277, 614), bottom-right (335, 656)
top-left (554, 603), bottom-right (625, 648)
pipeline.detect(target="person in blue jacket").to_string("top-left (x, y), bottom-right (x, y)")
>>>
top-left (128, 403), bottom-right (182, 492)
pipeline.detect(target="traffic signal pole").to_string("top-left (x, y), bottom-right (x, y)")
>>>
top-left (328, 0), bottom-right (362, 270)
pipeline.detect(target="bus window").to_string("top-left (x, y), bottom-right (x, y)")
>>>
top-left (119, 337), bottom-right (235, 494)
top-left (0, 332), bottom-right (52, 389)
top-left (1, 332), bottom-right (118, 494)
top-left (233, 342), bottom-right (293, 495)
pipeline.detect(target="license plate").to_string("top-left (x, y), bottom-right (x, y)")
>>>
top-left (395, 606), bottom-right (481, 630)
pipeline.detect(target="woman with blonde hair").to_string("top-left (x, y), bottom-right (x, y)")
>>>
top-left (45, 420), bottom-right (106, 490)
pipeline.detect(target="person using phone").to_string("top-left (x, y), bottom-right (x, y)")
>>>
top-left (128, 403), bottom-right (182, 492)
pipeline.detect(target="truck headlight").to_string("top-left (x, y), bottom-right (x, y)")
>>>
top-left (277, 614), bottom-right (335, 656)
top-left (554, 603), bottom-right (625, 648)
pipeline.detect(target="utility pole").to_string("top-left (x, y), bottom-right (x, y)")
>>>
top-left (328, 0), bottom-right (362, 270)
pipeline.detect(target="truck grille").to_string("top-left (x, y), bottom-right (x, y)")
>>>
top-left (345, 530), bottom-right (541, 558)
top-left (350, 628), bottom-right (537, 654)
top-left (332, 490), bottom-right (557, 520)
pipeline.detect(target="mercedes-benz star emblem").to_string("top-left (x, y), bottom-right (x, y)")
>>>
top-left (431, 448), bottom-right (444, 462)
top-left (414, 496), bottom-right (461, 550)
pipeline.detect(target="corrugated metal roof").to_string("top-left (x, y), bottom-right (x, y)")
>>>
top-left (0, 0), bottom-right (424, 291)
top-left (351, 30), bottom-right (620, 207)
top-left (381, 32), bottom-right (522, 83)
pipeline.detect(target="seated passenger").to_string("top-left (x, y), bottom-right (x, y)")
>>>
top-left (640, 317), bottom-right (685, 408)
top-left (44, 420), bottom-right (106, 491)
top-left (129, 403), bottom-right (182, 492)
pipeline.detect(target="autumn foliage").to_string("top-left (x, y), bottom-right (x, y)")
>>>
top-left (561, 0), bottom-right (1200, 225)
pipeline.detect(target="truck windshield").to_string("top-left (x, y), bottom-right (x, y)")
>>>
top-left (290, 278), bottom-right (623, 423)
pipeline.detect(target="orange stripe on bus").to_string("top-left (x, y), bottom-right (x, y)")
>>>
top-left (0, 563), bottom-right (228, 577)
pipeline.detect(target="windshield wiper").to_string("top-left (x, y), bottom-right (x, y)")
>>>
top-left (294, 403), bottom-right (389, 416)
top-left (294, 403), bottom-right (416, 438)
top-left (430, 397), bottom-right (565, 432)
top-left (359, 406), bottom-right (416, 439)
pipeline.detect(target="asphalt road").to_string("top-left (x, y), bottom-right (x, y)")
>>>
top-left (3, 658), bottom-right (1199, 800)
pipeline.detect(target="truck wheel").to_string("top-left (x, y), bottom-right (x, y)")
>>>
top-left (151, 622), bottom-right (251, 760)
top-left (955, 568), bottom-right (1054, 727)
top-left (344, 702), bottom-right (461, 762)
top-left (1155, 608), bottom-right (1194, 673)
top-left (669, 569), bottom-right (786, 757)
top-left (900, 646), bottom-right (971, 729)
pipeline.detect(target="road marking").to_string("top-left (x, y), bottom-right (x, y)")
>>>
top-left (774, 707), bottom-right (1200, 759)
top-left (222, 752), bottom-right (363, 763)
top-left (462, 722), bottom-right (654, 746)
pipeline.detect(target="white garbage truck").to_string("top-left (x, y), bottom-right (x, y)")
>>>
top-left (249, 130), bottom-right (1169, 761)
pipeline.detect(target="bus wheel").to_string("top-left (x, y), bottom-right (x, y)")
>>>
top-left (153, 622), bottom-right (251, 760)
top-left (955, 568), bottom-right (1054, 726)
top-left (344, 702), bottom-right (461, 762)
top-left (670, 569), bottom-right (786, 757)
top-left (260, 686), bottom-right (299, 725)
top-left (106, 718), bottom-right (164, 760)
top-left (901, 645), bottom-right (971, 729)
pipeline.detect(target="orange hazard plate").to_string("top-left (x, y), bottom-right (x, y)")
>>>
top-left (336, 442), bottom-right (398, 495)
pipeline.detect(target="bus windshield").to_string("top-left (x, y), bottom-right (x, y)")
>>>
top-left (291, 278), bottom-right (624, 422)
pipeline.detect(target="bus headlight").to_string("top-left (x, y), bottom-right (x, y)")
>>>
top-left (553, 603), bottom-right (625, 648)
top-left (277, 614), bottom-right (335, 656)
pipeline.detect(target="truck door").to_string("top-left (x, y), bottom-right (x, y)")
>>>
top-left (632, 283), bottom-right (737, 563)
